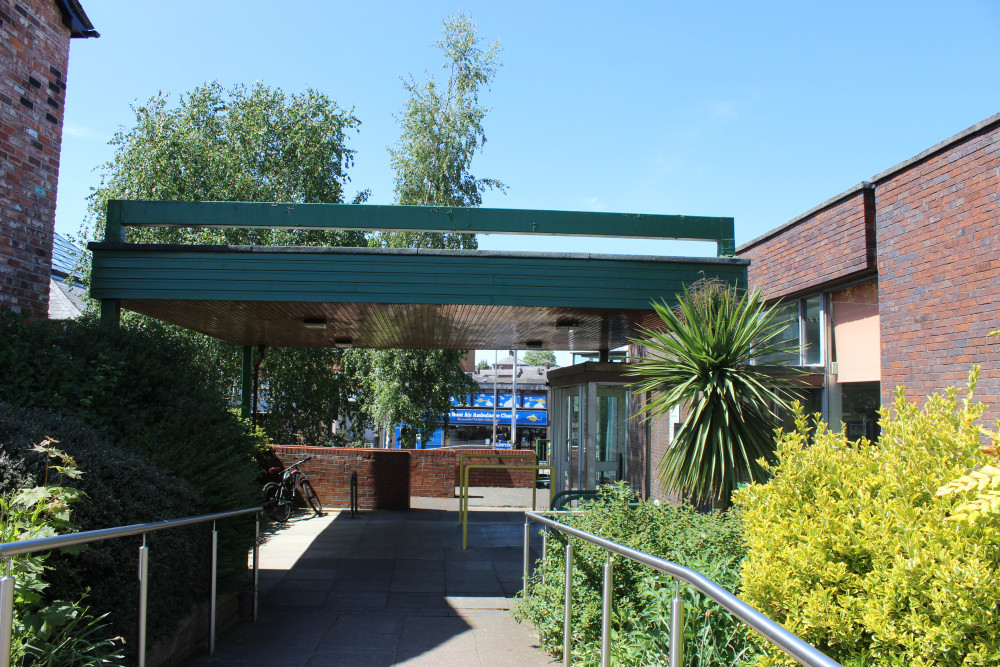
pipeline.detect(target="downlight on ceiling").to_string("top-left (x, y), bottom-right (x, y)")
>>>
top-left (524, 340), bottom-right (544, 349)
top-left (302, 317), bottom-right (327, 330)
top-left (334, 338), bottom-right (354, 349)
top-left (555, 319), bottom-right (580, 332)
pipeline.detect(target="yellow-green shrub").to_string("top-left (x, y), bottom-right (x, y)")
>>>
top-left (735, 368), bottom-right (1000, 666)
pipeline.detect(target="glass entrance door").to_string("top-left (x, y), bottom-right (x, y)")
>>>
top-left (595, 385), bottom-right (627, 486)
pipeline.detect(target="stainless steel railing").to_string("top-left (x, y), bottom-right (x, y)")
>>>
top-left (523, 510), bottom-right (842, 667)
top-left (0, 506), bottom-right (262, 667)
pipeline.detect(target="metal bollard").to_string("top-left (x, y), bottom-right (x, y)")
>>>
top-left (1, 559), bottom-right (14, 667)
top-left (670, 579), bottom-right (684, 667)
top-left (601, 554), bottom-right (613, 667)
top-left (563, 540), bottom-right (573, 667)
top-left (137, 538), bottom-right (149, 667)
top-left (209, 522), bottom-right (218, 655)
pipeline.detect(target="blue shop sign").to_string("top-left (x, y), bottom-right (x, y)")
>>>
top-left (448, 408), bottom-right (548, 427)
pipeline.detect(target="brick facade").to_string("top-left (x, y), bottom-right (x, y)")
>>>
top-left (631, 114), bottom-right (1000, 500)
top-left (736, 113), bottom-right (1000, 419)
top-left (0, 0), bottom-right (72, 318)
top-left (873, 117), bottom-right (1000, 411)
top-left (739, 184), bottom-right (876, 300)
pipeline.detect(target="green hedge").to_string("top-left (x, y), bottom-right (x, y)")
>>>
top-left (513, 484), bottom-right (760, 666)
top-left (0, 313), bottom-right (261, 659)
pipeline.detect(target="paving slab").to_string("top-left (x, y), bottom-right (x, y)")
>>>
top-left (186, 499), bottom-right (556, 666)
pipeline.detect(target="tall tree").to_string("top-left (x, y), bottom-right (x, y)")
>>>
top-left (351, 13), bottom-right (500, 447)
top-left (522, 350), bottom-right (557, 367)
top-left (83, 81), bottom-right (367, 443)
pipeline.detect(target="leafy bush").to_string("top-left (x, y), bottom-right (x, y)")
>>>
top-left (0, 403), bottom-right (211, 657)
top-left (513, 484), bottom-right (760, 666)
top-left (736, 368), bottom-right (1000, 666)
top-left (2, 439), bottom-right (125, 666)
top-left (0, 312), bottom-right (261, 658)
top-left (0, 313), bottom-right (258, 509)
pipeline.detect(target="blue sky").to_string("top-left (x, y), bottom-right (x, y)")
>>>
top-left (56, 1), bottom-right (1000, 364)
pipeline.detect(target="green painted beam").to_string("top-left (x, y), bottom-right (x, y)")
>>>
top-left (111, 200), bottom-right (736, 256)
top-left (89, 246), bottom-right (747, 310)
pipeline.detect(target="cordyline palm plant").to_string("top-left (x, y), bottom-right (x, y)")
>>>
top-left (629, 280), bottom-right (800, 508)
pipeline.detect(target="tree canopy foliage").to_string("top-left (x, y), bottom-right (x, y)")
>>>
top-left (83, 81), bottom-right (367, 444)
top-left (522, 350), bottom-right (557, 367)
top-left (348, 13), bottom-right (500, 447)
top-left (83, 15), bottom-right (502, 448)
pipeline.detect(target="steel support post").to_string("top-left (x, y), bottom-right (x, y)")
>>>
top-left (563, 541), bottom-right (573, 667)
top-left (670, 579), bottom-right (684, 667)
top-left (240, 346), bottom-right (253, 420)
top-left (541, 529), bottom-right (548, 586)
top-left (138, 541), bottom-right (149, 667)
top-left (252, 515), bottom-right (260, 622)
top-left (523, 517), bottom-right (531, 592)
top-left (209, 523), bottom-right (217, 655)
top-left (1, 560), bottom-right (14, 667)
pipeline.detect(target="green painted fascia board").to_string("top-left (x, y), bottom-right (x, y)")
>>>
top-left (110, 200), bottom-right (736, 256)
top-left (89, 247), bottom-right (747, 309)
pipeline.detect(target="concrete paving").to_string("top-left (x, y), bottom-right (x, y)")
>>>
top-left (188, 495), bottom-right (556, 666)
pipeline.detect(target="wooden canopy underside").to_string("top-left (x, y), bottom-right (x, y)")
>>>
top-left (90, 244), bottom-right (749, 350)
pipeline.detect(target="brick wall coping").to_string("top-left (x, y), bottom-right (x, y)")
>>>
top-left (736, 181), bottom-right (871, 255)
top-left (870, 112), bottom-right (1000, 184)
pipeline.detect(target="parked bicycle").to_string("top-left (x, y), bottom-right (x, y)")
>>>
top-left (262, 456), bottom-right (323, 522)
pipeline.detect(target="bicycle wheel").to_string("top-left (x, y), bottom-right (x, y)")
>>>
top-left (300, 480), bottom-right (322, 516)
top-left (263, 482), bottom-right (291, 523)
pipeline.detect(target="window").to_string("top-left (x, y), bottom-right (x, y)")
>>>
top-left (760, 296), bottom-right (825, 367)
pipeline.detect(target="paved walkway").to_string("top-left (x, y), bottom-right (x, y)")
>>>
top-left (189, 497), bottom-right (555, 666)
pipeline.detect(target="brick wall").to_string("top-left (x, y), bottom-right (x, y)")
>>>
top-left (273, 446), bottom-right (410, 511)
top-left (0, 0), bottom-right (71, 318)
top-left (738, 184), bottom-right (876, 300)
top-left (873, 118), bottom-right (1000, 413)
top-left (273, 446), bottom-right (536, 508)
top-left (409, 448), bottom-right (536, 497)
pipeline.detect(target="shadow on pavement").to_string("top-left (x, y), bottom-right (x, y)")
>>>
top-left (189, 507), bottom-right (552, 666)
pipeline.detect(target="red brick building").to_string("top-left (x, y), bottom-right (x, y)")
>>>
top-left (0, 0), bottom-right (96, 318)
top-left (629, 113), bottom-right (1000, 499)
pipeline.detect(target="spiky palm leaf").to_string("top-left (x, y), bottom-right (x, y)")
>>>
top-left (629, 282), bottom-right (799, 507)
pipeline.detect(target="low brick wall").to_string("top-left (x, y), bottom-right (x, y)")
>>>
top-left (272, 446), bottom-right (536, 507)
top-left (408, 448), bottom-right (537, 497)
top-left (273, 446), bottom-right (410, 510)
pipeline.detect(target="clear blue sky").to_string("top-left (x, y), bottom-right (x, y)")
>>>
top-left (56, 1), bottom-right (1000, 364)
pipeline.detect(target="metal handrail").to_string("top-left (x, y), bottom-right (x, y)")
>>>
top-left (524, 510), bottom-right (842, 667)
top-left (1, 506), bottom-right (263, 667)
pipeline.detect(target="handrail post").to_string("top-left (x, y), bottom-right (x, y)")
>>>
top-left (541, 528), bottom-right (548, 586)
top-left (209, 521), bottom-right (218, 655)
top-left (523, 516), bottom-right (531, 592)
top-left (563, 540), bottom-right (573, 667)
top-left (1, 559), bottom-right (13, 667)
top-left (532, 466), bottom-right (537, 511)
top-left (252, 514), bottom-right (260, 622)
top-left (601, 553), bottom-right (613, 667)
top-left (670, 579), bottom-right (684, 667)
top-left (138, 536), bottom-right (149, 667)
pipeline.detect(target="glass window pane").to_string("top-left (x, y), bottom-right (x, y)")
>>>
top-left (762, 303), bottom-right (800, 365)
top-left (803, 296), bottom-right (822, 365)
